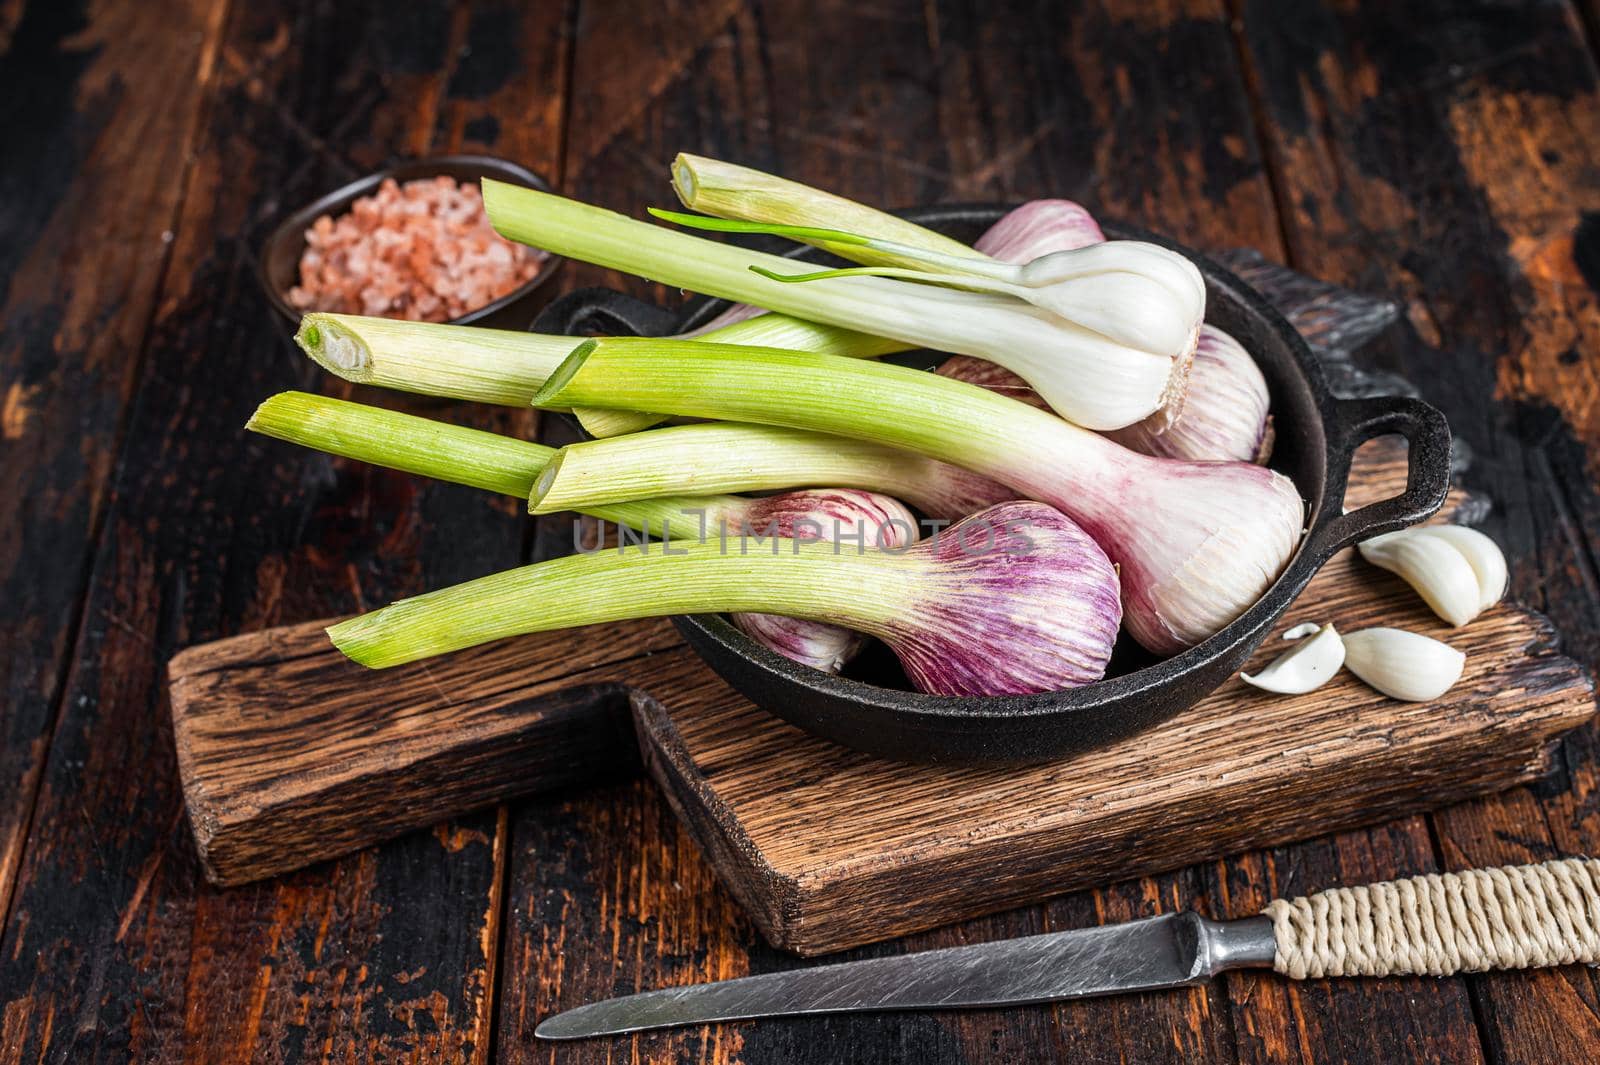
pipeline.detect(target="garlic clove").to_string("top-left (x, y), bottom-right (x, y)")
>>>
top-left (1341, 627), bottom-right (1465, 702)
top-left (1357, 525), bottom-right (1507, 626)
top-left (1358, 528), bottom-right (1481, 626)
top-left (1282, 621), bottom-right (1320, 640)
top-left (1423, 525), bottom-right (1508, 614)
top-left (1241, 623), bottom-right (1345, 694)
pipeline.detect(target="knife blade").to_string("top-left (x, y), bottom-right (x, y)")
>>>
top-left (535, 911), bottom-right (1277, 1040)
top-left (537, 858), bottom-right (1600, 1040)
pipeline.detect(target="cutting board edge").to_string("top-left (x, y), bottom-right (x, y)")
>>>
top-left (634, 687), bottom-right (802, 945)
top-left (635, 624), bottom-right (1595, 956)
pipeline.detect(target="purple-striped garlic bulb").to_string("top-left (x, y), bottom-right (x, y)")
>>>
top-left (884, 501), bottom-right (1121, 695)
top-left (330, 500), bottom-right (1124, 696)
top-left (724, 489), bottom-right (916, 673)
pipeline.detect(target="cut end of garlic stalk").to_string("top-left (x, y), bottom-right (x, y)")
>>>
top-left (1357, 524), bottom-right (1507, 627)
top-left (1241, 623), bottom-right (1344, 694)
top-left (1341, 627), bottom-right (1465, 702)
top-left (296, 313), bottom-right (371, 375)
top-left (671, 156), bottom-right (697, 202)
top-left (534, 338), bottom-right (598, 408)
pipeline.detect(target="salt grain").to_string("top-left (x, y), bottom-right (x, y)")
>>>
top-left (287, 176), bottom-right (547, 323)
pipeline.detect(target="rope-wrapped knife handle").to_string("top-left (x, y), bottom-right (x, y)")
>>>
top-left (1264, 858), bottom-right (1600, 979)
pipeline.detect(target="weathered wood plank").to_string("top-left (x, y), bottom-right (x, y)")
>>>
top-left (167, 617), bottom-right (668, 886)
top-left (1232, 1), bottom-right (1600, 1062)
top-left (0, 0), bottom-right (573, 1060)
top-left (0, 0), bottom-right (227, 936)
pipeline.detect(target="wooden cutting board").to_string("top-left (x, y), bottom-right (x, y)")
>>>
top-left (168, 440), bottom-right (1594, 954)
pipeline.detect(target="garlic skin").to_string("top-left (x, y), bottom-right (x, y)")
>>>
top-left (1341, 628), bottom-right (1465, 702)
top-left (731, 612), bottom-right (867, 674)
top-left (974, 200), bottom-right (1105, 261)
top-left (1104, 326), bottom-right (1274, 464)
top-left (882, 502), bottom-right (1122, 695)
top-left (1241, 623), bottom-right (1344, 694)
top-left (1096, 459), bottom-right (1305, 655)
top-left (726, 489), bottom-right (917, 674)
top-left (1357, 525), bottom-right (1507, 626)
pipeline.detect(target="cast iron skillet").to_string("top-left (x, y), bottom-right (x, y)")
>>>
top-left (533, 205), bottom-right (1452, 764)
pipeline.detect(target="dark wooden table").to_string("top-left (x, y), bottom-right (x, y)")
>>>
top-left (4, 0), bottom-right (1600, 1060)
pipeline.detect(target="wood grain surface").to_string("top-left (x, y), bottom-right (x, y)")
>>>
top-left (167, 618), bottom-right (666, 886)
top-left (6, 0), bottom-right (1600, 1062)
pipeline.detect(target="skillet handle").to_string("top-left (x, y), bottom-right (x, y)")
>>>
top-left (1302, 395), bottom-right (1452, 562)
top-left (534, 286), bottom-right (677, 339)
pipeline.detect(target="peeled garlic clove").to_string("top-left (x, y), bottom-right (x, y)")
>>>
top-left (1241, 623), bottom-right (1345, 694)
top-left (1341, 627), bottom-right (1464, 702)
top-left (1357, 527), bottom-right (1484, 626)
top-left (1282, 621), bottom-right (1320, 640)
top-left (1423, 525), bottom-right (1507, 614)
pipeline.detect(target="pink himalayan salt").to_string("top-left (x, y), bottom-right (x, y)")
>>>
top-left (287, 175), bottom-right (547, 323)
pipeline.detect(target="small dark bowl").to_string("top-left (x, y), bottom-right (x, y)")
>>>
top-left (258, 155), bottom-right (563, 337)
top-left (534, 205), bottom-right (1451, 765)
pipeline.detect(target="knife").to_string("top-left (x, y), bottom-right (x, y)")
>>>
top-left (537, 858), bottom-right (1600, 1039)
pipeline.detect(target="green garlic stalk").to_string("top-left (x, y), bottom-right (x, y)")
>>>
top-left (669, 152), bottom-right (981, 269)
top-left (572, 310), bottom-right (905, 438)
top-left (247, 393), bottom-right (935, 676)
top-left (293, 308), bottom-right (899, 419)
top-left (325, 500), bottom-right (1124, 698)
top-left (481, 179), bottom-right (1178, 430)
top-left (531, 422), bottom-right (1015, 521)
top-left (246, 391), bottom-right (733, 535)
top-left (532, 338), bottom-right (1304, 656)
